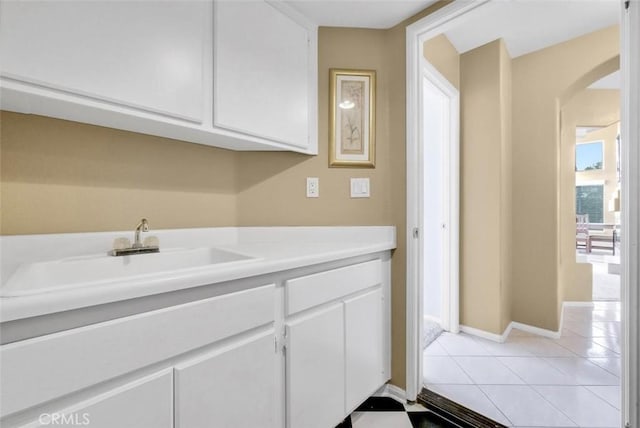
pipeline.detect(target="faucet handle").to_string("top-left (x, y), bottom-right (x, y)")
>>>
top-left (143, 236), bottom-right (160, 248)
top-left (113, 237), bottom-right (131, 250)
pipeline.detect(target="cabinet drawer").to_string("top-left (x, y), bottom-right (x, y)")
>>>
top-left (19, 369), bottom-right (173, 428)
top-left (0, 284), bottom-right (275, 418)
top-left (285, 260), bottom-right (381, 315)
top-left (175, 331), bottom-right (277, 428)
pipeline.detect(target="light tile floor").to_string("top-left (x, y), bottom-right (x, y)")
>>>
top-left (424, 302), bottom-right (622, 428)
top-left (578, 251), bottom-right (620, 301)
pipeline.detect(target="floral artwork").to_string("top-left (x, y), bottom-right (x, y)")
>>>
top-left (329, 69), bottom-right (376, 168)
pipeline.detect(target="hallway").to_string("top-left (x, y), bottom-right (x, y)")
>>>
top-left (423, 302), bottom-right (621, 427)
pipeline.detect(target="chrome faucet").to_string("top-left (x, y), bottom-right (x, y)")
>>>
top-left (110, 218), bottom-right (160, 256)
top-left (133, 218), bottom-right (149, 248)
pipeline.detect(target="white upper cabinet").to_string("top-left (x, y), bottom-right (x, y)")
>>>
top-left (213, 1), bottom-right (314, 149)
top-left (0, 0), bottom-right (318, 154)
top-left (0, 1), bottom-right (206, 123)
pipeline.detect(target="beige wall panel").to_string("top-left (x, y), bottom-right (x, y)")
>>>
top-left (459, 40), bottom-right (505, 335)
top-left (499, 40), bottom-right (513, 333)
top-left (1, 112), bottom-right (238, 234)
top-left (423, 34), bottom-right (460, 89)
top-left (511, 25), bottom-right (619, 330)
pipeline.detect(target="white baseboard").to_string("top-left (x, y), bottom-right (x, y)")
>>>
top-left (460, 301), bottom-right (599, 342)
top-left (374, 383), bottom-right (406, 403)
top-left (510, 321), bottom-right (562, 339)
top-left (447, 301), bottom-right (595, 343)
top-left (459, 324), bottom-right (511, 343)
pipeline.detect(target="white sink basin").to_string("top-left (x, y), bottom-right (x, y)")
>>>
top-left (1, 247), bottom-right (256, 297)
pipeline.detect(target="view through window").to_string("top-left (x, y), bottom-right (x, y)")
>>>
top-left (576, 140), bottom-right (604, 171)
top-left (576, 184), bottom-right (604, 223)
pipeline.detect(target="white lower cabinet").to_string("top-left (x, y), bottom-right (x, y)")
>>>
top-left (345, 288), bottom-right (385, 413)
top-left (25, 369), bottom-right (173, 428)
top-left (286, 303), bottom-right (345, 428)
top-left (2, 257), bottom-right (390, 428)
top-left (284, 258), bottom-right (387, 428)
top-left (175, 331), bottom-right (278, 428)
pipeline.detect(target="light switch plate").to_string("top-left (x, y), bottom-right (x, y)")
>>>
top-left (350, 178), bottom-right (370, 198)
top-left (306, 177), bottom-right (319, 198)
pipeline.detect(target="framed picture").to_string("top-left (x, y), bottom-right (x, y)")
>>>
top-left (329, 69), bottom-right (376, 168)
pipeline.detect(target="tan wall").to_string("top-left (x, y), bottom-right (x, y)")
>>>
top-left (459, 40), bottom-right (512, 334)
top-left (559, 89), bottom-right (619, 301)
top-left (499, 40), bottom-right (513, 333)
top-left (237, 1), bottom-right (453, 390)
top-left (423, 34), bottom-right (460, 89)
top-left (0, 112), bottom-right (238, 235)
top-left (237, 28), bottom-right (392, 227)
top-left (510, 25), bottom-right (619, 330)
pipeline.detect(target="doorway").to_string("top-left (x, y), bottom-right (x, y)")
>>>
top-left (405, 2), bottom-right (638, 427)
top-left (420, 60), bottom-right (459, 337)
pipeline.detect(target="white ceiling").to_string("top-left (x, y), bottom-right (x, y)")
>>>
top-left (285, 1), bottom-right (619, 57)
top-left (442, 1), bottom-right (620, 58)
top-left (589, 70), bottom-right (621, 89)
top-left (284, 0), bottom-right (438, 29)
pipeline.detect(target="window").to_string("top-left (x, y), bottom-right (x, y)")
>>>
top-left (576, 141), bottom-right (604, 171)
top-left (576, 185), bottom-right (604, 223)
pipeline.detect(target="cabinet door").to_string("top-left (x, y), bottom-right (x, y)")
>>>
top-left (344, 288), bottom-right (385, 413)
top-left (286, 304), bottom-right (345, 428)
top-left (175, 331), bottom-right (278, 428)
top-left (21, 369), bottom-right (173, 428)
top-left (213, 1), bottom-right (312, 149)
top-left (0, 1), bottom-right (205, 122)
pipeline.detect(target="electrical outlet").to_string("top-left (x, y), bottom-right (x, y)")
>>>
top-left (306, 177), bottom-right (319, 198)
top-left (350, 178), bottom-right (370, 198)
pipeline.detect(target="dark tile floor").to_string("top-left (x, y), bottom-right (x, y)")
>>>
top-left (336, 396), bottom-right (463, 428)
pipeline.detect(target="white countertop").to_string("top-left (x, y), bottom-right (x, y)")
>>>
top-left (0, 227), bottom-right (396, 322)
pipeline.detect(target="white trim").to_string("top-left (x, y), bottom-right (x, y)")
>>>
top-left (460, 300), bottom-right (596, 344)
top-left (460, 324), bottom-right (511, 343)
top-left (418, 59), bottom-right (460, 337)
top-left (405, 0), bottom-right (490, 403)
top-left (461, 319), bottom-right (563, 343)
top-left (621, 1), bottom-right (639, 426)
top-left (510, 321), bottom-right (562, 340)
top-left (374, 383), bottom-right (407, 404)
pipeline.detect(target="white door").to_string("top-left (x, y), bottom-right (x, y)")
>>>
top-left (286, 304), bottom-right (345, 428)
top-left (344, 288), bottom-right (385, 413)
top-left (0, 1), bottom-right (206, 122)
top-left (174, 331), bottom-right (278, 428)
top-left (420, 65), bottom-right (459, 334)
top-left (23, 370), bottom-right (173, 428)
top-left (213, 0), bottom-right (313, 148)
top-left (422, 75), bottom-right (448, 327)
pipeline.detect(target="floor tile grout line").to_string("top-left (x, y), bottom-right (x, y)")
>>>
top-left (544, 355), bottom-right (621, 383)
top-left (447, 354), bottom-right (517, 426)
top-left (496, 355), bottom-right (577, 385)
top-left (580, 384), bottom-right (624, 412)
top-left (525, 383), bottom-right (581, 427)
top-left (423, 302), bottom-right (622, 428)
top-left (473, 384), bottom-right (515, 427)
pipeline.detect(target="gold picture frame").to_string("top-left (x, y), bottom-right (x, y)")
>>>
top-left (329, 68), bottom-right (376, 168)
